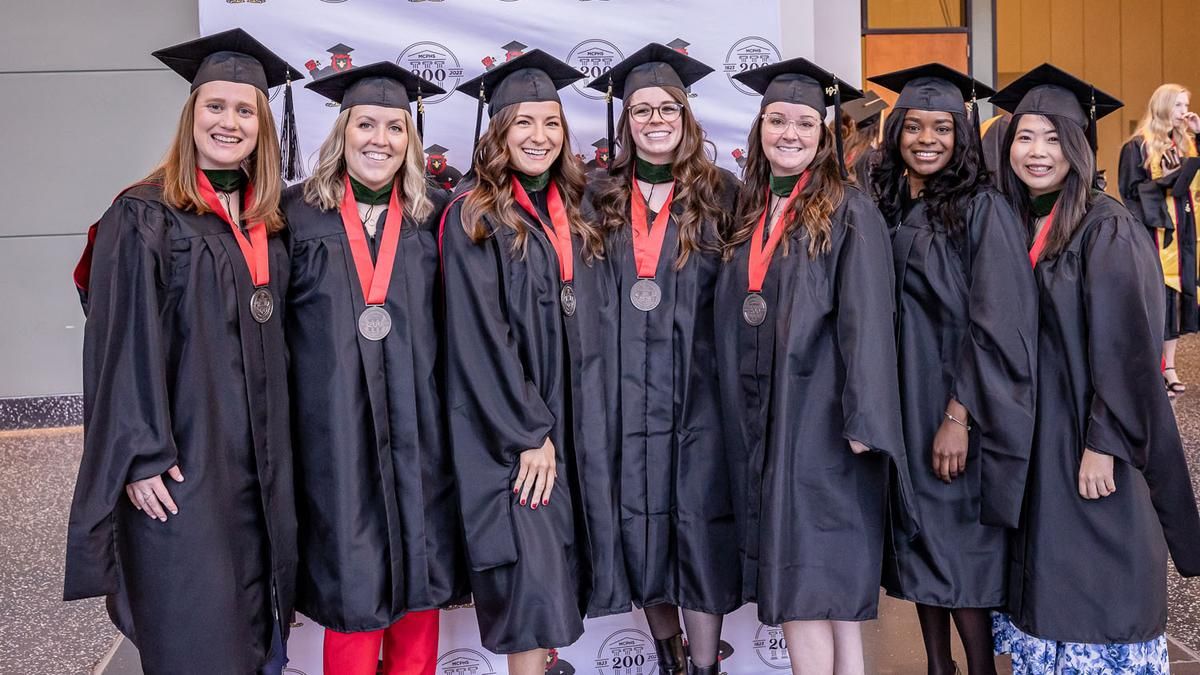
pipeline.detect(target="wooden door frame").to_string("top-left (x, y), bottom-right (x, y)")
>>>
top-left (859, 0), bottom-right (997, 85)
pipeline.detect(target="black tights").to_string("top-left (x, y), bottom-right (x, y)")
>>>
top-left (915, 605), bottom-right (997, 675)
top-left (643, 605), bottom-right (725, 668)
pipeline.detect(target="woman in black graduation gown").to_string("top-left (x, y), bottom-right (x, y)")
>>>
top-left (988, 63), bottom-right (1200, 674)
top-left (840, 91), bottom-right (887, 194)
top-left (715, 58), bottom-right (917, 675)
top-left (1117, 83), bottom-right (1200, 395)
top-left (283, 63), bottom-right (468, 675)
top-left (869, 64), bottom-right (1036, 675)
top-left (440, 51), bottom-right (626, 673)
top-left (64, 29), bottom-right (301, 675)
top-left (584, 44), bottom-right (740, 675)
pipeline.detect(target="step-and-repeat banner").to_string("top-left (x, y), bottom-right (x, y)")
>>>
top-left (200, 1), bottom-right (788, 673)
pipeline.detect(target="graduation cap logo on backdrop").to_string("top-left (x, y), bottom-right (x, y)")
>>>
top-left (586, 138), bottom-right (610, 169)
top-left (667, 38), bottom-right (690, 55)
top-left (305, 43), bottom-right (355, 81)
top-left (722, 36), bottom-right (782, 96)
top-left (567, 39), bottom-right (624, 101)
top-left (397, 41), bottom-right (465, 105)
top-left (731, 147), bottom-right (748, 169)
top-left (481, 41), bottom-right (528, 71)
top-left (424, 144), bottom-right (463, 190)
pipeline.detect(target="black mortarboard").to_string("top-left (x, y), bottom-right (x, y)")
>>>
top-left (306, 61), bottom-right (444, 135)
top-left (842, 90), bottom-right (889, 127)
top-left (502, 41), bottom-right (529, 53)
top-left (153, 28), bottom-right (306, 179)
top-left (425, 144), bottom-right (450, 155)
top-left (989, 63), bottom-right (1121, 151)
top-left (456, 49), bottom-right (582, 152)
top-left (667, 38), bottom-right (690, 52)
top-left (868, 63), bottom-right (994, 114)
top-left (585, 43), bottom-right (714, 154)
top-left (326, 43), bottom-right (354, 55)
top-left (592, 139), bottom-right (609, 149)
top-left (733, 57), bottom-right (864, 177)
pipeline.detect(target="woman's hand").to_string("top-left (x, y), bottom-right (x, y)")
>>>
top-left (932, 401), bottom-right (969, 483)
top-left (1183, 111), bottom-right (1200, 134)
top-left (125, 465), bottom-right (185, 522)
top-left (514, 438), bottom-right (556, 510)
top-left (1078, 449), bottom-right (1116, 499)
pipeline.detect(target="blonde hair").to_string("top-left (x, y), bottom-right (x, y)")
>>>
top-left (302, 107), bottom-right (434, 223)
top-left (1132, 83), bottom-right (1194, 173)
top-left (147, 88), bottom-right (285, 233)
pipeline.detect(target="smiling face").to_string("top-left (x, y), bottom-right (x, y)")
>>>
top-left (627, 86), bottom-right (685, 164)
top-left (760, 101), bottom-right (822, 176)
top-left (505, 101), bottom-right (564, 176)
top-left (899, 109), bottom-right (955, 180)
top-left (343, 104), bottom-right (408, 191)
top-left (1009, 114), bottom-right (1070, 196)
top-left (192, 80), bottom-right (260, 170)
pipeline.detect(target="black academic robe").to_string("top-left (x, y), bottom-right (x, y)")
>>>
top-left (1119, 137), bottom-right (1200, 339)
top-left (64, 183), bottom-right (296, 675)
top-left (980, 114), bottom-right (1011, 178)
top-left (1007, 194), bottom-right (1200, 643)
top-left (590, 169), bottom-right (742, 615)
top-left (850, 147), bottom-right (881, 199)
top-left (882, 190), bottom-right (1036, 608)
top-left (282, 183), bottom-right (469, 632)
top-left (439, 179), bottom-right (627, 653)
top-left (714, 187), bottom-right (917, 625)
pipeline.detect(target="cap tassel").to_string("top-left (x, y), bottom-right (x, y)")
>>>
top-left (280, 71), bottom-right (304, 181)
top-left (472, 83), bottom-right (485, 153)
top-left (1086, 87), bottom-right (1099, 153)
top-left (829, 80), bottom-right (847, 179)
top-left (416, 90), bottom-right (426, 138)
top-left (605, 79), bottom-right (615, 172)
top-left (969, 83), bottom-right (982, 139)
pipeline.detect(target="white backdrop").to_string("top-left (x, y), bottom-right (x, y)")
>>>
top-left (201, 2), bottom-right (795, 673)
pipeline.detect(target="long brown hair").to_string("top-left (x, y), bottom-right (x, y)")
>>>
top-left (998, 113), bottom-right (1095, 261)
top-left (724, 114), bottom-right (846, 260)
top-left (461, 103), bottom-right (605, 261)
top-left (146, 88), bottom-right (285, 234)
top-left (591, 86), bottom-right (728, 268)
top-left (840, 112), bottom-right (877, 183)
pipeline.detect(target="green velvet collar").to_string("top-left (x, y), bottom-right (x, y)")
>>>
top-left (1031, 190), bottom-right (1062, 218)
top-left (203, 169), bottom-right (245, 193)
top-left (349, 175), bottom-right (393, 206)
top-left (517, 171), bottom-right (551, 193)
top-left (770, 173), bottom-right (801, 197)
top-left (635, 158), bottom-right (675, 184)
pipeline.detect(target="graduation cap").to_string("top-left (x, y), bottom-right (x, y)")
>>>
top-left (592, 138), bottom-right (608, 150)
top-left (153, 28), bottom-right (306, 179)
top-left (989, 63), bottom-right (1122, 152)
top-left (733, 57), bottom-right (864, 177)
top-left (585, 43), bottom-right (715, 155)
top-left (306, 61), bottom-right (444, 136)
top-left (666, 38), bottom-right (690, 53)
top-left (456, 49), bottom-right (582, 151)
top-left (502, 41), bottom-right (528, 58)
top-left (869, 63), bottom-right (993, 114)
top-left (841, 90), bottom-right (888, 128)
top-left (425, 144), bottom-right (450, 156)
top-left (327, 43), bottom-right (354, 56)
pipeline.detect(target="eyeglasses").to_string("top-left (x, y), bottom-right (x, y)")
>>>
top-left (761, 113), bottom-right (821, 137)
top-left (629, 103), bottom-right (685, 123)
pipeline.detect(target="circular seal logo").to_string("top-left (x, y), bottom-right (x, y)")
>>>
top-left (752, 623), bottom-right (790, 670)
top-left (438, 648), bottom-right (498, 675)
top-left (594, 629), bottom-right (657, 675)
top-left (723, 36), bottom-right (781, 95)
top-left (566, 39), bottom-right (623, 100)
top-left (398, 42), bottom-right (465, 104)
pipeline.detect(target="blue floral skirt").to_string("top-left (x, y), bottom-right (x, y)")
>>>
top-left (992, 612), bottom-right (1169, 674)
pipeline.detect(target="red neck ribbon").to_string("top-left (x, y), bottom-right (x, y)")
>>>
top-left (1028, 203), bottom-right (1057, 267)
top-left (747, 171), bottom-right (812, 292)
top-left (196, 169), bottom-right (270, 287)
top-left (338, 174), bottom-right (405, 305)
top-left (510, 176), bottom-right (574, 283)
top-left (629, 176), bottom-right (676, 279)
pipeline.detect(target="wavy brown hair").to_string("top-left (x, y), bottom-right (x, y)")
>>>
top-left (461, 103), bottom-right (605, 261)
top-left (591, 86), bottom-right (728, 268)
top-left (724, 113), bottom-right (845, 260)
top-left (840, 112), bottom-right (878, 183)
top-left (147, 87), bottom-right (285, 234)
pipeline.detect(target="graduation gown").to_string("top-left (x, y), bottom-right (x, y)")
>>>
top-left (980, 114), bottom-right (1011, 178)
top-left (882, 190), bottom-right (1036, 608)
top-left (714, 187), bottom-right (917, 625)
top-left (593, 169), bottom-right (742, 615)
top-left (1007, 194), bottom-right (1200, 644)
top-left (1119, 135), bottom-right (1200, 338)
top-left (282, 183), bottom-right (469, 632)
top-left (439, 180), bottom-right (627, 653)
top-left (64, 183), bottom-right (296, 675)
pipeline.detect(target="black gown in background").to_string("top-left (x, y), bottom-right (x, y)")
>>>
top-left (883, 190), bottom-right (1036, 608)
top-left (1007, 194), bottom-right (1200, 643)
top-left (592, 169), bottom-right (742, 615)
top-left (282, 183), bottom-right (468, 632)
top-left (64, 184), bottom-right (296, 674)
top-left (714, 187), bottom-right (917, 625)
top-left (439, 179), bottom-right (628, 653)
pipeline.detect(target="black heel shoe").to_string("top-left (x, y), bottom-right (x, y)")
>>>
top-left (654, 634), bottom-right (686, 675)
top-left (688, 661), bottom-right (720, 675)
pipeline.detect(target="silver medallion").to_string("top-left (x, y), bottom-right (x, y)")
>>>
top-left (250, 287), bottom-right (274, 324)
top-left (358, 305), bottom-right (393, 341)
top-left (560, 284), bottom-right (577, 317)
top-left (742, 292), bottom-right (768, 327)
top-left (630, 278), bottom-right (662, 312)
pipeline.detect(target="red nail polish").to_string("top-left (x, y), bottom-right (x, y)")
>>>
top-left (514, 487), bottom-right (520, 494)
top-left (531, 502), bottom-right (538, 510)
top-left (520, 498), bottom-right (526, 505)
top-left (542, 499), bottom-right (549, 506)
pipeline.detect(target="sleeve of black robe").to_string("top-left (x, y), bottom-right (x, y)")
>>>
top-left (1081, 211), bottom-right (1200, 576)
top-left (1119, 140), bottom-right (1170, 232)
top-left (950, 192), bottom-right (1038, 528)
top-left (64, 196), bottom-right (179, 600)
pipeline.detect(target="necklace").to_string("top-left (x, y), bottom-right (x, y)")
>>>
top-left (765, 194), bottom-right (785, 234)
top-left (217, 190), bottom-right (239, 228)
top-left (359, 203), bottom-right (379, 236)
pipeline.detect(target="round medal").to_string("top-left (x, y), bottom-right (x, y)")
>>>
top-left (560, 284), bottom-right (577, 317)
top-left (742, 292), bottom-right (768, 327)
top-left (250, 287), bottom-right (274, 324)
top-left (630, 278), bottom-right (662, 312)
top-left (358, 305), bottom-right (392, 341)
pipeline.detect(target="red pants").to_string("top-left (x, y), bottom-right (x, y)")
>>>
top-left (323, 610), bottom-right (440, 675)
